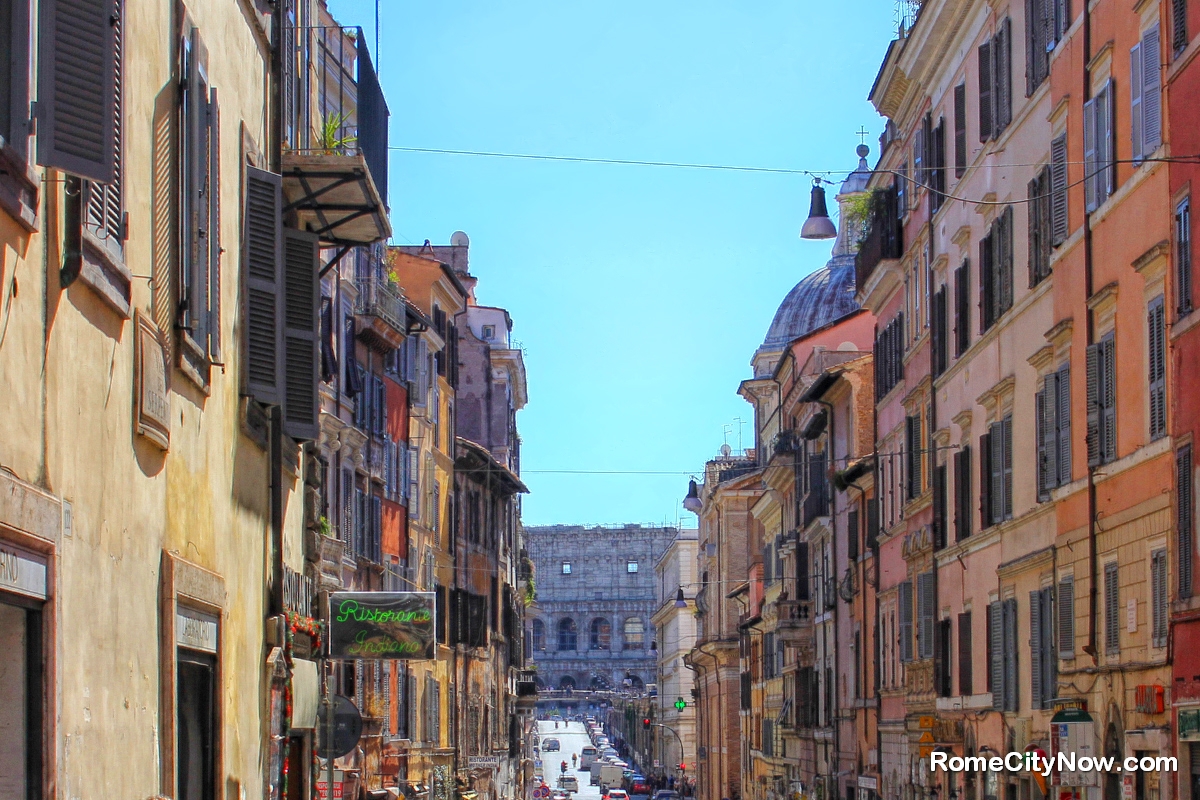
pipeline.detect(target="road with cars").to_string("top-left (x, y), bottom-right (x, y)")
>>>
top-left (536, 721), bottom-right (605, 800)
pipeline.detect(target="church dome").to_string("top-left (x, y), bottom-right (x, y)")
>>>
top-left (758, 254), bottom-right (859, 355)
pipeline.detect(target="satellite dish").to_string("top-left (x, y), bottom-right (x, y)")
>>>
top-left (450, 231), bottom-right (470, 247)
top-left (719, 444), bottom-right (732, 457)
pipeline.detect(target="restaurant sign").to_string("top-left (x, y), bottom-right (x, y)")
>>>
top-left (328, 592), bottom-right (436, 660)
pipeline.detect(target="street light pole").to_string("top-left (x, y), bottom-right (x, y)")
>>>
top-left (652, 723), bottom-right (685, 777)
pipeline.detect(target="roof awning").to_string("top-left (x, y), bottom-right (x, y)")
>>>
top-left (282, 153), bottom-right (391, 245)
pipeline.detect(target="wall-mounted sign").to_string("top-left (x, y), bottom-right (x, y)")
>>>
top-left (134, 313), bottom-right (170, 450)
top-left (0, 542), bottom-right (47, 600)
top-left (284, 566), bottom-right (317, 618)
top-left (1181, 709), bottom-right (1200, 741)
top-left (177, 607), bottom-right (219, 653)
top-left (328, 592), bottom-right (436, 660)
top-left (468, 756), bottom-right (501, 769)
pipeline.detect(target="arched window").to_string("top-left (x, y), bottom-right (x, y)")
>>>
top-left (531, 619), bottom-right (546, 651)
top-left (589, 618), bottom-right (611, 650)
top-left (557, 618), bottom-right (578, 651)
top-left (558, 675), bottom-right (577, 690)
top-left (623, 617), bottom-right (645, 650)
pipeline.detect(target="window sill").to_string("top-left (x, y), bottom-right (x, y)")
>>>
top-left (0, 141), bottom-right (39, 232)
top-left (78, 228), bottom-right (131, 319)
top-left (177, 332), bottom-right (212, 394)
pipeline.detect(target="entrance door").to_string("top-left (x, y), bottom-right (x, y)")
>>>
top-left (178, 653), bottom-right (216, 800)
top-left (0, 598), bottom-right (43, 800)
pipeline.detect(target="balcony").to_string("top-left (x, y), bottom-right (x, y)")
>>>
top-left (771, 430), bottom-right (799, 458)
top-left (355, 272), bottom-right (408, 349)
top-left (281, 25), bottom-right (390, 245)
top-left (802, 483), bottom-right (829, 527)
top-left (855, 185), bottom-right (903, 293)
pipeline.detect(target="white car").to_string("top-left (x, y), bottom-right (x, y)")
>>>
top-left (558, 777), bottom-right (579, 793)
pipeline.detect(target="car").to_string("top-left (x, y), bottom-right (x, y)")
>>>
top-left (579, 746), bottom-right (599, 770)
top-left (631, 780), bottom-right (651, 795)
top-left (558, 777), bottom-right (580, 793)
top-left (551, 793), bottom-right (570, 800)
top-left (605, 791), bottom-right (629, 800)
top-left (653, 792), bottom-right (681, 800)
top-left (542, 738), bottom-right (561, 751)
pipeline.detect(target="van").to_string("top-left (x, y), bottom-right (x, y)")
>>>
top-left (579, 746), bottom-right (599, 770)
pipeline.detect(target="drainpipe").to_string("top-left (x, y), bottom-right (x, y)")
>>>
top-left (1081, 0), bottom-right (1100, 666)
top-left (811, 394), bottom-right (839, 798)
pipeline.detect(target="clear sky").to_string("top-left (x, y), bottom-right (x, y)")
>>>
top-left (328, 0), bottom-right (895, 526)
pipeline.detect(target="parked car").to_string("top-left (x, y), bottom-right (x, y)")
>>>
top-left (542, 738), bottom-right (561, 751)
top-left (653, 792), bottom-right (681, 800)
top-left (558, 777), bottom-right (579, 793)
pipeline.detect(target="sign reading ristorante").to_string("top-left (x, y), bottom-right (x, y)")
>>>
top-left (328, 592), bottom-right (436, 660)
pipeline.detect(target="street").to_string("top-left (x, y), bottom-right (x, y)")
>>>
top-left (536, 721), bottom-right (604, 800)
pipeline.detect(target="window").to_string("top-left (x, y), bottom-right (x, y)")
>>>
top-left (980, 416), bottom-right (1013, 528)
top-left (936, 619), bottom-right (952, 696)
top-left (1058, 576), bottom-right (1076, 657)
top-left (177, 652), bottom-right (216, 800)
top-left (431, 481), bottom-right (440, 532)
top-left (1149, 297), bottom-right (1167, 439)
top-left (482, 324), bottom-right (495, 339)
top-left (958, 611), bottom-right (973, 695)
top-left (1036, 365), bottom-right (1072, 498)
top-left (905, 413), bottom-right (924, 499)
top-left (408, 446), bottom-right (420, 519)
top-left (988, 598), bottom-right (1018, 711)
top-left (953, 444), bottom-right (973, 542)
top-left (1029, 587), bottom-right (1056, 709)
top-left (1086, 332), bottom-right (1117, 466)
top-left (954, 83), bottom-right (967, 178)
top-left (980, 207), bottom-right (1014, 332)
top-left (874, 313), bottom-right (905, 399)
top-left (1151, 549), bottom-right (1168, 648)
top-left (978, 19), bottom-right (1013, 142)
top-left (626, 560), bottom-right (638, 573)
top-left (1179, 196), bottom-right (1195, 316)
top-left (1027, 0), bottom-right (1067, 94)
top-left (897, 161), bottom-right (909, 217)
top-left (898, 579), bottom-right (914, 662)
top-left (1051, 134), bottom-right (1069, 245)
top-left (763, 632), bottom-right (777, 679)
top-left (589, 618), bottom-right (611, 650)
top-left (1178, 444), bottom-right (1194, 598)
top-left (557, 618), bottom-right (577, 651)
top-left (561, 562), bottom-right (572, 575)
top-left (431, 386), bottom-right (441, 449)
top-left (1132, 26), bottom-right (1163, 162)
top-left (1029, 167), bottom-right (1052, 286)
top-left (933, 463), bottom-right (948, 549)
top-left (1084, 80), bottom-right (1116, 212)
top-left (531, 619), bottom-right (545, 651)
top-left (1174, 0), bottom-right (1188, 55)
top-left (932, 285), bottom-right (949, 376)
top-left (1104, 562), bottom-right (1120, 654)
top-left (928, 115), bottom-right (947, 216)
top-left (917, 571), bottom-right (935, 660)
top-left (955, 262), bottom-right (971, 356)
top-left (623, 617), bottom-right (645, 650)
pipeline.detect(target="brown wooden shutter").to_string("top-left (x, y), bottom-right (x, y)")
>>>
top-left (1051, 134), bottom-right (1069, 244)
top-left (847, 509), bottom-right (859, 562)
top-left (244, 166), bottom-right (283, 406)
top-left (282, 226), bottom-right (319, 440)
top-left (979, 39), bottom-right (994, 141)
top-left (208, 87), bottom-right (221, 361)
top-left (958, 611), bottom-right (972, 695)
top-left (1179, 444), bottom-right (1194, 598)
top-left (37, 0), bottom-right (118, 181)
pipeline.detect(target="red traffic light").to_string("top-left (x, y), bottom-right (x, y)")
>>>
top-left (678, 764), bottom-right (687, 771)
top-left (642, 718), bottom-right (651, 730)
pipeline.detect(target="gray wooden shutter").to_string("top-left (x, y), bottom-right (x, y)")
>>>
top-left (1104, 561), bottom-right (1120, 654)
top-left (1041, 585), bottom-right (1056, 705)
top-left (341, 469), bottom-right (354, 543)
top-left (208, 88), bottom-right (221, 361)
top-left (36, 0), bottom-right (118, 181)
top-left (1144, 26), bottom-right (1162, 154)
top-left (83, 0), bottom-right (124, 251)
top-left (1086, 343), bottom-right (1101, 466)
top-left (1149, 297), bottom-right (1167, 439)
top-left (1030, 589), bottom-right (1043, 709)
top-left (1101, 333), bottom-right (1117, 463)
top-left (1100, 81), bottom-right (1115, 199)
top-left (990, 423), bottom-right (1004, 525)
top-left (1131, 41), bottom-right (1144, 161)
top-left (243, 166), bottom-right (283, 406)
top-left (1174, 0), bottom-right (1188, 54)
top-left (1057, 364), bottom-right (1072, 485)
top-left (980, 431), bottom-right (992, 530)
top-left (1051, 134), bottom-right (1069, 244)
top-left (958, 611), bottom-right (973, 695)
top-left (918, 571), bottom-right (935, 659)
top-left (282, 228), bottom-right (319, 441)
top-left (899, 580), bottom-right (914, 662)
top-left (955, 445), bottom-right (971, 542)
top-left (1058, 576), bottom-right (1075, 657)
top-left (997, 18), bottom-right (1013, 132)
top-left (979, 39), bottom-right (994, 141)
top-left (1002, 597), bottom-right (1018, 710)
top-left (1179, 444), bottom-right (1194, 598)
top-left (933, 463), bottom-right (947, 550)
top-left (989, 601), bottom-right (1002, 707)
top-left (980, 231), bottom-right (994, 331)
top-left (1003, 416), bottom-right (1014, 518)
top-left (1036, 390), bottom-right (1048, 499)
top-left (1083, 96), bottom-right (1098, 212)
top-left (955, 262), bottom-right (969, 355)
top-left (999, 207), bottom-right (1014, 313)
top-left (1178, 199), bottom-right (1194, 315)
top-left (1152, 549), bottom-right (1168, 648)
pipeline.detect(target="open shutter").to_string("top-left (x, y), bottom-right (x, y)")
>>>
top-left (1058, 576), bottom-right (1075, 657)
top-left (1101, 81), bottom-right (1115, 199)
top-left (848, 509), bottom-right (860, 562)
top-left (990, 423), bottom-right (1004, 525)
top-left (1180, 445), bottom-right (1194, 598)
top-left (954, 446), bottom-right (971, 542)
top-left (1036, 390), bottom-right (1048, 498)
top-left (958, 612), bottom-right (973, 695)
top-left (796, 541), bottom-right (810, 600)
top-left (282, 228), bottom-right (319, 441)
top-left (1057, 365), bottom-right (1072, 485)
top-left (1086, 343), bottom-right (1101, 466)
top-left (1002, 417), bottom-right (1014, 518)
top-left (83, 0), bottom-right (124, 251)
top-left (955, 262), bottom-right (969, 355)
top-left (1083, 97), bottom-right (1098, 212)
top-left (1131, 41), bottom-right (1144, 161)
top-left (1102, 334), bottom-right (1117, 462)
top-left (208, 88), bottom-right (221, 361)
top-left (996, 18), bottom-right (1013, 132)
top-left (980, 232), bottom-right (994, 331)
top-left (1149, 298), bottom-right (1167, 438)
top-left (37, 0), bottom-right (118, 181)
top-left (1030, 590), bottom-right (1043, 709)
top-left (1144, 26), bottom-right (1162, 154)
top-left (244, 166), bottom-right (283, 406)
top-left (954, 83), bottom-right (967, 177)
top-left (1044, 374), bottom-right (1059, 490)
top-left (980, 431), bottom-right (993, 529)
top-left (899, 580), bottom-right (914, 662)
top-left (933, 464), bottom-right (947, 550)
top-left (1003, 598), bottom-right (1018, 710)
top-left (999, 207), bottom-right (1014, 313)
top-left (1051, 134), bottom-right (1069, 244)
top-left (979, 39), bottom-right (994, 141)
top-left (1152, 550), bottom-right (1168, 648)
top-left (918, 572), bottom-right (935, 660)
top-left (989, 601), bottom-right (1003, 707)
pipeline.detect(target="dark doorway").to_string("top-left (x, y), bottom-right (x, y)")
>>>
top-left (0, 599), bottom-right (43, 800)
top-left (178, 653), bottom-right (216, 800)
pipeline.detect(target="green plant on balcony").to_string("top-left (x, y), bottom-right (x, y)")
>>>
top-left (317, 515), bottom-right (333, 538)
top-left (314, 112), bottom-right (357, 155)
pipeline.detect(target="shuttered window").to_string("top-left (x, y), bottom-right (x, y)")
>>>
top-left (980, 207), bottom-right (1014, 332)
top-left (1086, 333), bottom-right (1117, 466)
top-left (954, 445), bottom-right (972, 542)
top-left (933, 463), bottom-right (948, 550)
top-left (899, 580), bottom-right (914, 662)
top-left (1174, 0), bottom-right (1188, 55)
top-left (1132, 26), bottom-right (1163, 161)
top-left (958, 611), bottom-right (973, 695)
top-left (930, 117), bottom-right (947, 216)
top-left (1027, 0), bottom-right (1053, 94)
top-left (243, 166), bottom-right (283, 406)
top-left (1178, 197), bottom-right (1194, 316)
top-left (409, 446), bottom-right (420, 520)
top-left (978, 39), bottom-right (993, 142)
top-left (1030, 586), bottom-right (1055, 709)
top-left (1002, 597), bottom-right (1018, 710)
top-left (936, 619), bottom-right (952, 696)
top-left (932, 285), bottom-right (948, 377)
top-left (82, 0), bottom-right (125, 263)
top-left (875, 314), bottom-right (906, 399)
top-left (1148, 297), bottom-right (1167, 439)
top-left (955, 261), bottom-right (970, 356)
top-left (341, 468), bottom-right (354, 543)
top-left (983, 417), bottom-right (1013, 526)
top-left (988, 601), bottom-right (1002, 706)
top-left (1058, 576), bottom-right (1075, 657)
top-left (1029, 167), bottom-right (1052, 286)
top-left (848, 509), bottom-right (860, 561)
top-left (1104, 562), bottom-right (1120, 654)
top-left (1037, 366), bottom-right (1072, 498)
top-left (954, 83), bottom-right (967, 177)
top-left (1180, 445), bottom-right (1195, 598)
top-left (917, 572), bottom-right (935, 660)
top-left (1051, 134), bottom-right (1069, 245)
top-left (979, 19), bottom-right (1013, 142)
top-left (282, 229), bottom-right (319, 440)
top-left (906, 414), bottom-right (923, 499)
top-left (1152, 549), bottom-right (1168, 648)
top-left (1084, 81), bottom-right (1116, 212)
top-left (980, 430), bottom-right (992, 532)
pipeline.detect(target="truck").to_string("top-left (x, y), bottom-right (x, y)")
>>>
top-left (589, 762), bottom-right (604, 786)
top-left (599, 763), bottom-right (626, 792)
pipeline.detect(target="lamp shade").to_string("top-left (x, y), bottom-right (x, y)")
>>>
top-left (800, 183), bottom-right (837, 240)
top-left (675, 587), bottom-right (687, 608)
top-left (682, 479), bottom-right (702, 513)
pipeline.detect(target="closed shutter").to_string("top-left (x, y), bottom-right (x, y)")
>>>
top-left (996, 18), bottom-right (1013, 132)
top-left (207, 88), bottom-right (221, 361)
top-left (932, 117), bottom-right (946, 212)
top-left (1174, 0), bottom-right (1188, 54)
top-left (1003, 416), bottom-right (1014, 518)
top-left (998, 207), bottom-right (1014, 313)
top-left (1102, 333), bottom-right (1117, 462)
top-left (980, 232), bottom-right (994, 331)
top-left (905, 416), bottom-right (917, 499)
top-left (1144, 26), bottom-right (1162, 153)
top-left (1178, 199), bottom-right (1194, 315)
top-left (1002, 597), bottom-right (1018, 710)
top-left (243, 166), bottom-right (283, 406)
top-left (899, 580), bottom-right (914, 662)
top-left (1036, 390), bottom-right (1048, 498)
top-left (848, 509), bottom-right (860, 561)
top-left (341, 469), bottom-right (354, 543)
top-left (282, 228), bottom-right (319, 441)
top-left (980, 431), bottom-right (993, 530)
top-left (36, 0), bottom-right (118, 181)
top-left (1051, 134), bottom-right (1069, 244)
top-left (954, 83), bottom-right (967, 177)
top-left (914, 125), bottom-right (925, 197)
top-left (958, 611), bottom-right (972, 695)
top-left (990, 423), bottom-right (1004, 525)
top-left (376, 374), bottom-right (387, 435)
top-left (1104, 562), bottom-right (1120, 654)
top-left (933, 464), bottom-right (947, 550)
top-left (409, 447), bottom-right (420, 519)
top-left (1152, 549), bottom-right (1168, 648)
top-left (1030, 589), bottom-right (1044, 709)
top-left (979, 39), bottom-right (994, 141)
top-left (1179, 445), bottom-right (1194, 598)
top-left (1041, 585), bottom-right (1056, 706)
top-left (917, 571), bottom-right (935, 660)
top-left (1057, 364), bottom-right (1072, 485)
top-left (955, 262), bottom-right (970, 355)
top-left (988, 601), bottom-right (1002, 707)
top-left (1044, 372), bottom-right (1059, 491)
top-left (1086, 343), bottom-right (1102, 466)
top-left (1083, 96), bottom-right (1098, 212)
top-left (954, 445), bottom-right (971, 542)
top-left (371, 495), bottom-right (382, 560)
top-left (796, 542), bottom-right (810, 600)
top-left (1058, 576), bottom-right (1075, 657)
top-left (1132, 41), bottom-right (1144, 160)
top-left (1149, 297), bottom-right (1167, 439)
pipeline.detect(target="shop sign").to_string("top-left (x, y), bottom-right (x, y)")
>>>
top-left (469, 756), bottom-right (501, 768)
top-left (176, 607), bottom-right (218, 653)
top-left (0, 542), bottom-right (47, 600)
top-left (857, 778), bottom-right (877, 791)
top-left (328, 592), bottom-right (436, 660)
top-left (284, 566), bottom-right (317, 618)
top-left (1180, 709), bottom-right (1200, 741)
top-left (317, 770), bottom-right (345, 800)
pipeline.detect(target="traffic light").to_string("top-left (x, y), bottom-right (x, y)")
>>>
top-left (678, 763), bottom-right (687, 771)
top-left (642, 718), bottom-right (652, 730)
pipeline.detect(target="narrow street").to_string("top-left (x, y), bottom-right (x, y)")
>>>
top-left (536, 721), bottom-right (604, 800)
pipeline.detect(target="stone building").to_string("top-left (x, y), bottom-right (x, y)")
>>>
top-left (525, 524), bottom-right (677, 691)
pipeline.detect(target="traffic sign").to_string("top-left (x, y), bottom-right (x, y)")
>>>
top-left (316, 695), bottom-right (363, 760)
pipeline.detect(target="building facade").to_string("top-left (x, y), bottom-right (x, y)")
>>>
top-left (653, 528), bottom-right (700, 778)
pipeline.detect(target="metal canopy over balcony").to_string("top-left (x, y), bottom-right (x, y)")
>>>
top-left (281, 24), bottom-right (391, 245)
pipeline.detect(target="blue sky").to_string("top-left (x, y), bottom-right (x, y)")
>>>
top-left (329, 0), bottom-right (894, 526)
